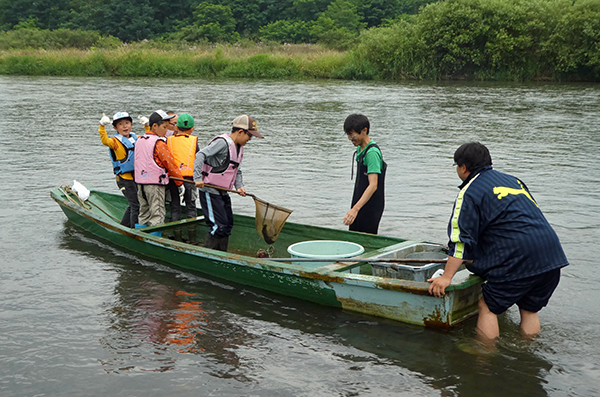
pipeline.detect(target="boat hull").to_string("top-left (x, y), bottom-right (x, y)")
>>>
top-left (52, 187), bottom-right (482, 329)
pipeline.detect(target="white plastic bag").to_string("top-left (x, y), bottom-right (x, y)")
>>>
top-left (430, 269), bottom-right (445, 279)
top-left (72, 180), bottom-right (90, 201)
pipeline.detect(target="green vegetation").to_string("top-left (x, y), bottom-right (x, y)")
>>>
top-left (0, 45), bottom-right (362, 79)
top-left (0, 0), bottom-right (434, 46)
top-left (1, 0), bottom-right (599, 81)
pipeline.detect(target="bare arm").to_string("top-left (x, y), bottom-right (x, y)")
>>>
top-left (428, 256), bottom-right (464, 297)
top-left (344, 173), bottom-right (378, 226)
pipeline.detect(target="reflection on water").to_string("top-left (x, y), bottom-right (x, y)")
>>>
top-left (60, 233), bottom-right (254, 376)
top-left (58, 226), bottom-right (556, 395)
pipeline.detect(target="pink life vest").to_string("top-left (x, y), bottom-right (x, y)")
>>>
top-left (134, 134), bottom-right (169, 185)
top-left (201, 134), bottom-right (243, 190)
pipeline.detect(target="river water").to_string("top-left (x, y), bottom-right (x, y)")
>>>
top-left (1, 76), bottom-right (599, 396)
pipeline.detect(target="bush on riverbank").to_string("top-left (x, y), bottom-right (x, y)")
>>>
top-left (356, 0), bottom-right (600, 81)
top-left (0, 26), bottom-right (121, 50)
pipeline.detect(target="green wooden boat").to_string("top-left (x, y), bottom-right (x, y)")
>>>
top-left (51, 186), bottom-right (482, 329)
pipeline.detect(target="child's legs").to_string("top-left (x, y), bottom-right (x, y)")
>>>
top-left (117, 177), bottom-right (139, 227)
top-left (199, 191), bottom-right (231, 238)
top-left (183, 179), bottom-right (197, 220)
top-left (137, 186), bottom-right (151, 225)
top-left (167, 181), bottom-right (181, 222)
top-left (476, 297), bottom-right (500, 340)
top-left (222, 194), bottom-right (234, 236)
top-left (138, 184), bottom-right (166, 226)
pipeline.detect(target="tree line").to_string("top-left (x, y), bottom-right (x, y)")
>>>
top-left (1, 0), bottom-right (599, 81)
top-left (0, 0), bottom-right (434, 46)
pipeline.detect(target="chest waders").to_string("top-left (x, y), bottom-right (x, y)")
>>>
top-left (350, 143), bottom-right (386, 234)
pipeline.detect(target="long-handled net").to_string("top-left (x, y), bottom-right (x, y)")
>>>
top-left (252, 196), bottom-right (293, 244)
top-left (170, 177), bottom-right (293, 244)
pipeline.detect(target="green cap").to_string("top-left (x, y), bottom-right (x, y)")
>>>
top-left (176, 113), bottom-right (195, 129)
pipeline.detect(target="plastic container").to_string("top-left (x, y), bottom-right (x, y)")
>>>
top-left (372, 251), bottom-right (448, 281)
top-left (405, 251), bottom-right (447, 265)
top-left (287, 240), bottom-right (365, 268)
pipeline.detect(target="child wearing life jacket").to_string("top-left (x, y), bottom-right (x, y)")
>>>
top-left (164, 111), bottom-right (179, 205)
top-left (193, 115), bottom-right (264, 252)
top-left (134, 110), bottom-right (183, 229)
top-left (98, 111), bottom-right (143, 228)
top-left (166, 113), bottom-right (200, 243)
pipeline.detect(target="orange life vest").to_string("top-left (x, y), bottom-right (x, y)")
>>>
top-left (167, 134), bottom-right (198, 177)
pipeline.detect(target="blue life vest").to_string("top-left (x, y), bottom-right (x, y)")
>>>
top-left (110, 133), bottom-right (137, 175)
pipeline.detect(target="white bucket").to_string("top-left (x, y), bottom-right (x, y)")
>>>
top-left (287, 240), bottom-right (364, 268)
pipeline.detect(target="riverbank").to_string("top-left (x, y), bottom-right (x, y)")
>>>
top-left (0, 45), bottom-right (373, 80)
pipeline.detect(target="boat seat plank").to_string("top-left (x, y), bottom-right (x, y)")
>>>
top-left (139, 216), bottom-right (205, 232)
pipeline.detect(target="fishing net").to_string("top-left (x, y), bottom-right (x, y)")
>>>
top-left (253, 196), bottom-right (293, 244)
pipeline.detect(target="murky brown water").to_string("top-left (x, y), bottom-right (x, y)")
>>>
top-left (1, 76), bottom-right (599, 396)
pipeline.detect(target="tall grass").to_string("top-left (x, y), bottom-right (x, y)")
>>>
top-left (0, 45), bottom-right (360, 79)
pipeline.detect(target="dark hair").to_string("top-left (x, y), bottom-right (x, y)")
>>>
top-left (453, 142), bottom-right (492, 171)
top-left (344, 114), bottom-right (370, 135)
top-left (149, 119), bottom-right (169, 129)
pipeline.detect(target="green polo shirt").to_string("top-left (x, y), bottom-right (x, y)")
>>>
top-left (356, 140), bottom-right (383, 174)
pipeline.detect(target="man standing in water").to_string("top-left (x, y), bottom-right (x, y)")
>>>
top-left (428, 142), bottom-right (568, 341)
top-left (343, 114), bottom-right (386, 234)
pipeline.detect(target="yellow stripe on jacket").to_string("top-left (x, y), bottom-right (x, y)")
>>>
top-left (450, 173), bottom-right (481, 259)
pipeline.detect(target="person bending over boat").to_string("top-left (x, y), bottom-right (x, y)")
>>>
top-left (134, 110), bottom-right (183, 229)
top-left (193, 115), bottom-right (264, 252)
top-left (98, 111), bottom-right (147, 228)
top-left (343, 114), bottom-right (386, 234)
top-left (428, 142), bottom-right (568, 341)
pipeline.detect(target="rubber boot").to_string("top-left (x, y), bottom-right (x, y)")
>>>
top-left (172, 226), bottom-right (182, 241)
top-left (218, 236), bottom-right (229, 252)
top-left (204, 233), bottom-right (220, 250)
top-left (188, 224), bottom-right (197, 245)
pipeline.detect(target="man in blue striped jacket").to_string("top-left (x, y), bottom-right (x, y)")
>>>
top-left (428, 142), bottom-right (568, 341)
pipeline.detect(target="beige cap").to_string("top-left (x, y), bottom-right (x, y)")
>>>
top-left (232, 115), bottom-right (264, 138)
